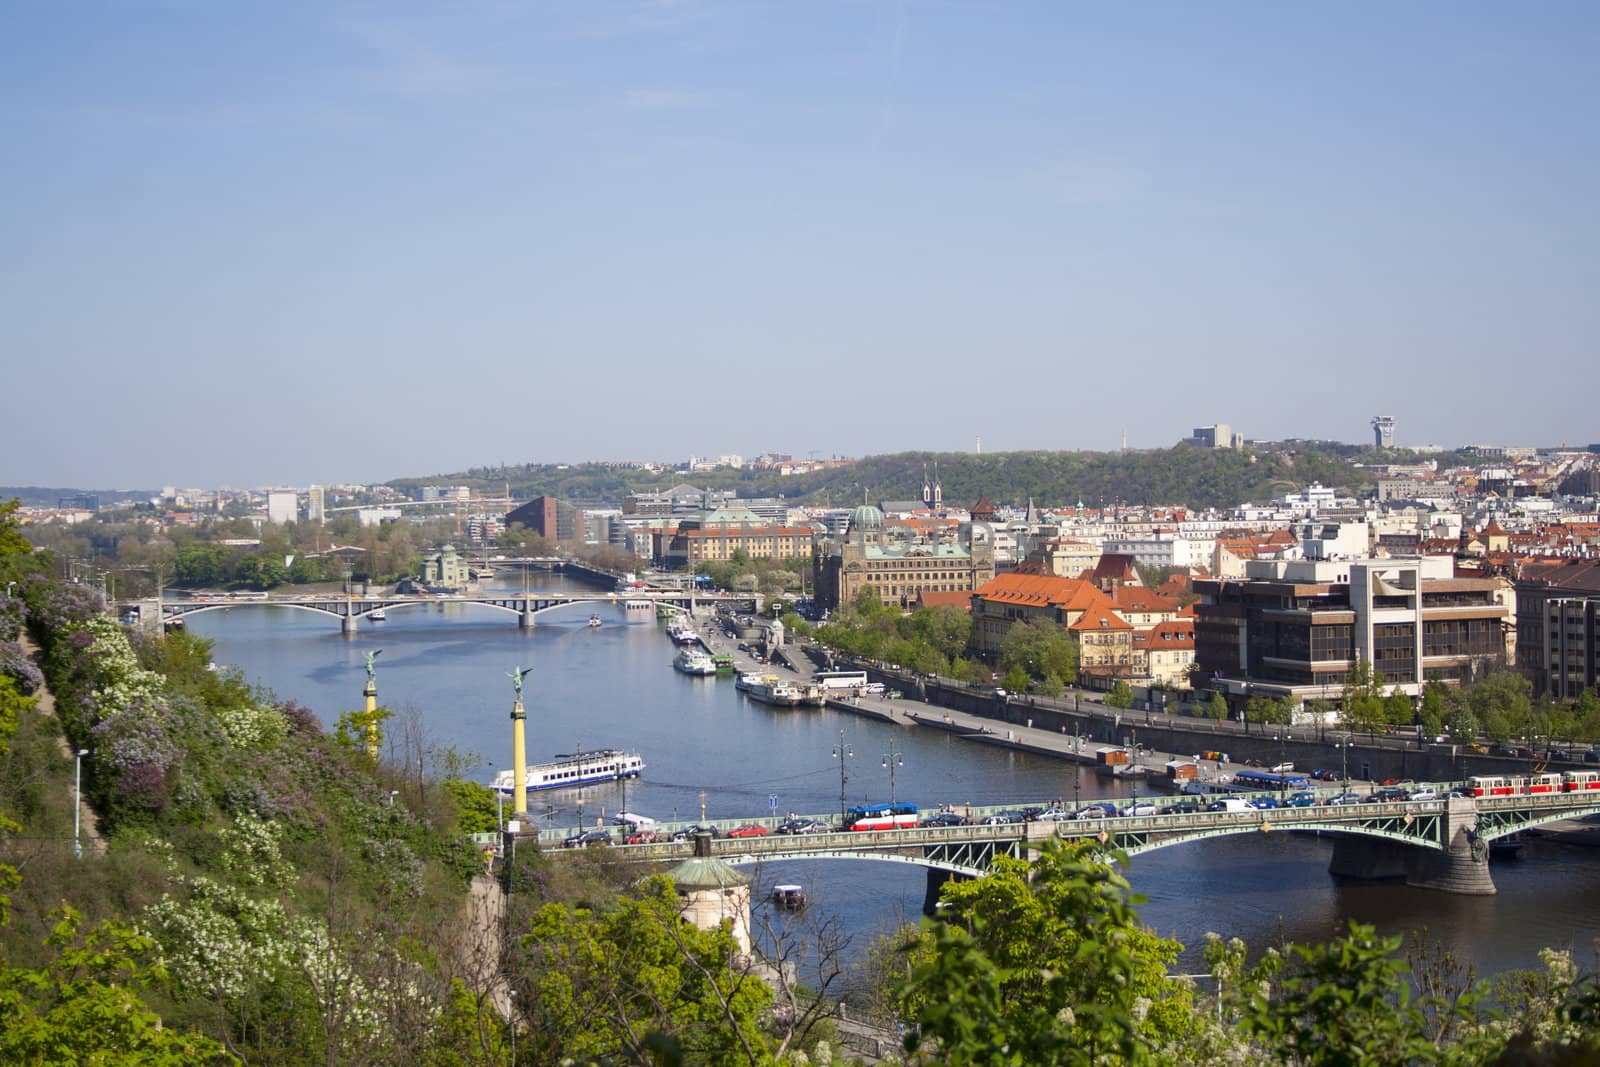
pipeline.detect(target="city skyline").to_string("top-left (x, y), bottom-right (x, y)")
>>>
top-left (3, 2), bottom-right (1596, 487)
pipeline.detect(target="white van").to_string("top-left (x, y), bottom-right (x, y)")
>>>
top-left (1206, 797), bottom-right (1252, 814)
top-left (611, 811), bottom-right (656, 828)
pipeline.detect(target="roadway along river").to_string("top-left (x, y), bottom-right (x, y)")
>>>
top-left (185, 574), bottom-right (1600, 979)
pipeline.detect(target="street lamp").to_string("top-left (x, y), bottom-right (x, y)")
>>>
top-left (832, 730), bottom-right (852, 827)
top-left (881, 738), bottom-right (903, 808)
top-left (73, 748), bottom-right (88, 859)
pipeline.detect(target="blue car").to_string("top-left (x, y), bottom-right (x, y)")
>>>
top-left (1286, 791), bottom-right (1317, 808)
top-left (1247, 796), bottom-right (1279, 810)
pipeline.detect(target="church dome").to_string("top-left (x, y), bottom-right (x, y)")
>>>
top-left (848, 504), bottom-right (884, 531)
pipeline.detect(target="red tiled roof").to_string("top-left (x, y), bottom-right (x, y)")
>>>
top-left (1069, 604), bottom-right (1133, 631)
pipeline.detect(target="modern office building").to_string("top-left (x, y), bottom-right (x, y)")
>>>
top-left (1193, 556), bottom-right (1507, 705)
top-left (266, 491), bottom-right (298, 525)
top-left (1516, 558), bottom-right (1600, 700)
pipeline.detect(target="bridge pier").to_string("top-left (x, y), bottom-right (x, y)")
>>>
top-left (342, 613), bottom-right (358, 636)
top-left (519, 607), bottom-right (535, 630)
top-left (1327, 798), bottom-right (1495, 895)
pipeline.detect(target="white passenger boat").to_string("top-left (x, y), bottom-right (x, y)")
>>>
top-left (490, 749), bottom-right (645, 795)
top-left (368, 608), bottom-right (387, 622)
top-left (735, 671), bottom-right (768, 693)
top-left (588, 613), bottom-right (602, 628)
top-left (674, 649), bottom-right (717, 675)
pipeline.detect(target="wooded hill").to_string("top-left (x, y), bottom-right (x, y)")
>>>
top-left (389, 442), bottom-right (1391, 512)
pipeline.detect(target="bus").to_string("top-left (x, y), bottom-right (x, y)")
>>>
top-left (814, 670), bottom-right (869, 691)
top-left (843, 803), bottom-right (918, 831)
top-left (1231, 769), bottom-right (1311, 791)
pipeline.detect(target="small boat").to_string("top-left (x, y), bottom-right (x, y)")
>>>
top-left (588, 614), bottom-right (602, 628)
top-left (666, 618), bottom-right (701, 645)
top-left (368, 608), bottom-right (387, 622)
top-left (735, 671), bottom-right (769, 693)
top-left (491, 748), bottom-right (645, 795)
top-left (674, 649), bottom-right (718, 675)
top-left (712, 654), bottom-right (735, 675)
top-left (771, 884), bottom-right (808, 911)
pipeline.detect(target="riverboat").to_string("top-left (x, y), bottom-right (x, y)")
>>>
top-left (735, 671), bottom-right (767, 692)
top-left (673, 649), bottom-right (718, 675)
top-left (746, 679), bottom-right (803, 707)
top-left (666, 618), bottom-right (701, 645)
top-left (771, 884), bottom-right (808, 911)
top-left (712, 654), bottom-right (735, 675)
top-left (797, 683), bottom-right (826, 706)
top-left (588, 613), bottom-right (602, 628)
top-left (368, 608), bottom-right (387, 622)
top-left (490, 749), bottom-right (644, 795)
top-left (623, 599), bottom-right (654, 623)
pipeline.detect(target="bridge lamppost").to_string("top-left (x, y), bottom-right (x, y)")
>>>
top-left (832, 730), bottom-right (852, 828)
top-left (881, 738), bottom-right (903, 808)
top-left (1337, 733), bottom-right (1354, 792)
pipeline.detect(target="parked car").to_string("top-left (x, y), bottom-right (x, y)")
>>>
top-left (563, 829), bottom-right (613, 848)
top-left (1586, 750), bottom-right (1600, 764)
top-left (979, 813), bottom-right (1017, 825)
top-left (1310, 769), bottom-right (1339, 782)
top-left (1075, 802), bottom-right (1118, 819)
top-left (1247, 796), bottom-right (1280, 810)
top-left (1365, 787), bottom-right (1409, 803)
top-left (1159, 799), bottom-right (1201, 815)
top-left (1407, 787), bottom-right (1439, 802)
top-left (1324, 792), bottom-right (1364, 806)
top-left (727, 823), bottom-right (770, 839)
top-left (777, 818), bottom-right (825, 835)
top-left (1120, 800), bottom-right (1157, 817)
top-left (1032, 808), bottom-right (1074, 822)
top-left (1287, 790), bottom-right (1318, 808)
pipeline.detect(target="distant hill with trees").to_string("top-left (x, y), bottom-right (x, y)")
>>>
top-left (390, 442), bottom-right (1382, 512)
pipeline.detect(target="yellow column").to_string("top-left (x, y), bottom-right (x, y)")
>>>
top-left (511, 698), bottom-right (528, 817)
top-left (363, 679), bottom-right (379, 759)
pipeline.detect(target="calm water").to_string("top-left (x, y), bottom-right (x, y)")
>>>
top-left (185, 577), bottom-right (1600, 978)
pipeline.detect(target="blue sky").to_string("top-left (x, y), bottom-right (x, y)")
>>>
top-left (2, 1), bottom-right (1596, 488)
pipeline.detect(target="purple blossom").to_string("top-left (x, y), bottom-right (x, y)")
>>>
top-left (0, 592), bottom-right (24, 642)
top-left (0, 641), bottom-right (43, 694)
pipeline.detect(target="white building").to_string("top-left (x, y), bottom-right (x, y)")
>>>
top-left (266, 491), bottom-right (298, 525)
top-left (307, 485), bottom-right (325, 522)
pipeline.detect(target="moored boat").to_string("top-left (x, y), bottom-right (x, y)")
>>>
top-left (673, 649), bottom-right (718, 675)
top-left (712, 654), bottom-right (735, 675)
top-left (747, 679), bottom-right (803, 707)
top-left (490, 748), bottom-right (645, 795)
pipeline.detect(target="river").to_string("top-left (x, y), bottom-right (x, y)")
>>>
top-left (183, 575), bottom-right (1600, 979)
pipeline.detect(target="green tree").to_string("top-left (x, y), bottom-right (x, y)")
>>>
top-left (998, 619), bottom-right (1078, 685)
top-left (1234, 921), bottom-right (1494, 1066)
top-left (1106, 680), bottom-right (1134, 709)
top-left (522, 876), bottom-right (773, 1065)
top-left (174, 543), bottom-right (228, 587)
top-left (1420, 682), bottom-right (1447, 740)
top-left (1385, 687), bottom-right (1414, 728)
top-left (1207, 692), bottom-right (1229, 721)
top-left (441, 778), bottom-right (499, 834)
top-left (1002, 664), bottom-right (1031, 695)
top-left (0, 905), bottom-right (235, 1064)
top-left (1037, 673), bottom-right (1065, 699)
top-left (854, 584), bottom-right (886, 617)
top-left (899, 840), bottom-right (1194, 1063)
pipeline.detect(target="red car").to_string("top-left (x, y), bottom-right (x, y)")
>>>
top-left (726, 823), bottom-right (770, 839)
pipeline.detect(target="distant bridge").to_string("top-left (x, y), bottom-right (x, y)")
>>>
top-left (119, 590), bottom-right (760, 634)
top-left (538, 790), bottom-right (1600, 897)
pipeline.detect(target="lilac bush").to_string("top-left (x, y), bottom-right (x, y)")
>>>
top-left (0, 591), bottom-right (24, 642)
top-left (0, 640), bottom-right (43, 694)
top-left (90, 696), bottom-right (184, 814)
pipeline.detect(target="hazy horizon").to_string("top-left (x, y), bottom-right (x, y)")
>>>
top-left (4, 2), bottom-right (1596, 487)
